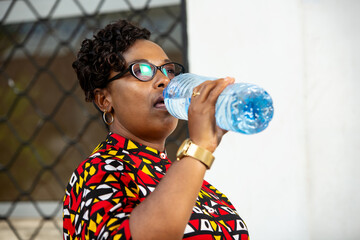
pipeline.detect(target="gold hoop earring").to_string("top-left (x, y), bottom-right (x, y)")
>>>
top-left (102, 110), bottom-right (114, 125)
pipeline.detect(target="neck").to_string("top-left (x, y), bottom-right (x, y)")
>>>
top-left (110, 124), bottom-right (167, 152)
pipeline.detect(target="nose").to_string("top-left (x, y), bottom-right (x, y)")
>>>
top-left (152, 68), bottom-right (170, 89)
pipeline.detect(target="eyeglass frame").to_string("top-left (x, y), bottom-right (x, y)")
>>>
top-left (108, 61), bottom-right (186, 82)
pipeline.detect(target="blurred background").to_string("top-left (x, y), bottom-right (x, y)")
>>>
top-left (0, 0), bottom-right (188, 239)
top-left (1, 0), bottom-right (359, 239)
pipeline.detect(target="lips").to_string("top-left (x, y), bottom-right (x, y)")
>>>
top-left (154, 96), bottom-right (166, 109)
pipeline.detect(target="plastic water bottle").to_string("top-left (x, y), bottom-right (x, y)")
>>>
top-left (163, 73), bottom-right (274, 134)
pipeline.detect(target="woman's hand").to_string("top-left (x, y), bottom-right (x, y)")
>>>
top-left (188, 77), bottom-right (235, 152)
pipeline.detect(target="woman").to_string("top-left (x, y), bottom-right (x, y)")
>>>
top-left (63, 19), bottom-right (249, 240)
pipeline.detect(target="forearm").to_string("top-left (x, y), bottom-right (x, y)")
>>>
top-left (129, 156), bottom-right (207, 240)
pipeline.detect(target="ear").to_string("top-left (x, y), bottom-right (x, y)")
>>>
top-left (94, 88), bottom-right (112, 112)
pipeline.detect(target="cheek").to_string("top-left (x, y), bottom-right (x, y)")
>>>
top-left (111, 85), bottom-right (150, 117)
top-left (112, 94), bottom-right (147, 131)
top-left (111, 81), bottom-right (147, 107)
top-left (114, 93), bottom-right (147, 114)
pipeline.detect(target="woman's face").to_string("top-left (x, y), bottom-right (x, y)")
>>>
top-left (106, 39), bottom-right (178, 144)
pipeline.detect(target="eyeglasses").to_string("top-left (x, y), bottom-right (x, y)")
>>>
top-left (108, 62), bottom-right (185, 82)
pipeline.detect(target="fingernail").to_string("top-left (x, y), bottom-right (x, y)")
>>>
top-left (225, 77), bottom-right (234, 82)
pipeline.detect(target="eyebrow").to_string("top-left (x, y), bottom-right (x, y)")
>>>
top-left (128, 59), bottom-right (172, 65)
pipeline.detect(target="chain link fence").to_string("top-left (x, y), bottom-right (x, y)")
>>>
top-left (0, 0), bottom-right (188, 239)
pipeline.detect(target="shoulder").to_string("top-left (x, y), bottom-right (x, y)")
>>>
top-left (65, 148), bottom-right (137, 192)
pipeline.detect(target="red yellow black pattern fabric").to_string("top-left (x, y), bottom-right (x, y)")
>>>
top-left (63, 133), bottom-right (249, 239)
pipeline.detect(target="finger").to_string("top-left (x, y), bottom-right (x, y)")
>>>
top-left (207, 77), bottom-right (234, 105)
top-left (216, 126), bottom-right (228, 139)
top-left (191, 80), bottom-right (215, 102)
top-left (194, 77), bottom-right (234, 104)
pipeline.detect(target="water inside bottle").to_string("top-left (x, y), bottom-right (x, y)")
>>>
top-left (164, 97), bottom-right (191, 120)
top-left (216, 87), bottom-right (273, 134)
top-left (163, 73), bottom-right (274, 134)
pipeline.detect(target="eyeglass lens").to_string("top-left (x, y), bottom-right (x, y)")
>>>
top-left (131, 63), bottom-right (183, 81)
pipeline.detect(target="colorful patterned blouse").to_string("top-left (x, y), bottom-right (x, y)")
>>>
top-left (63, 133), bottom-right (249, 239)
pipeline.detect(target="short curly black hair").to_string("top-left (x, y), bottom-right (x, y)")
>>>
top-left (72, 19), bottom-right (151, 102)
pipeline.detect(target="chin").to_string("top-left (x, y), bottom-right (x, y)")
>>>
top-left (159, 116), bottom-right (178, 136)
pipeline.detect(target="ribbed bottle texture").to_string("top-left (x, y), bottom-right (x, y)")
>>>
top-left (163, 73), bottom-right (274, 134)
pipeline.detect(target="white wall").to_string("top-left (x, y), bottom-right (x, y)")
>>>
top-left (187, 0), bottom-right (360, 239)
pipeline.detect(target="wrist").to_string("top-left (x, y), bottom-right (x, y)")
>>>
top-left (176, 139), bottom-right (215, 169)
